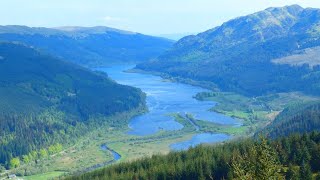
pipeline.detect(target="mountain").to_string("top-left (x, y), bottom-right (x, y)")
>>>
top-left (257, 101), bottom-right (320, 138)
top-left (0, 25), bottom-right (174, 67)
top-left (158, 32), bottom-right (196, 41)
top-left (0, 42), bottom-right (146, 167)
top-left (136, 5), bottom-right (320, 96)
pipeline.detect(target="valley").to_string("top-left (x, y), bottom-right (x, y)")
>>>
top-left (1, 2), bottom-right (320, 180)
top-left (11, 65), bottom-right (240, 179)
top-left (8, 65), bottom-right (318, 179)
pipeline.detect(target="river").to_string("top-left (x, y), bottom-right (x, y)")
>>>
top-left (98, 65), bottom-right (239, 151)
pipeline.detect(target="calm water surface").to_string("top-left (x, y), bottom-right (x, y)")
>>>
top-left (99, 65), bottom-right (238, 150)
top-left (170, 133), bottom-right (231, 151)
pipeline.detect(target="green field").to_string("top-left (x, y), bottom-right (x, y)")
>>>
top-left (24, 171), bottom-right (66, 180)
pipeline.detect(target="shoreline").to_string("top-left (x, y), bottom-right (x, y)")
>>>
top-left (126, 68), bottom-right (243, 121)
top-left (78, 145), bottom-right (121, 174)
top-left (125, 68), bottom-right (219, 91)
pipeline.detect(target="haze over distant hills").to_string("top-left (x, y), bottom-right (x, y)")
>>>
top-left (158, 32), bottom-right (196, 41)
top-left (0, 25), bottom-right (174, 67)
top-left (137, 5), bottom-right (320, 96)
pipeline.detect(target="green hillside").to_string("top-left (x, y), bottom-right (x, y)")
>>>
top-left (137, 5), bottom-right (320, 96)
top-left (257, 101), bottom-right (320, 138)
top-left (0, 42), bottom-right (146, 168)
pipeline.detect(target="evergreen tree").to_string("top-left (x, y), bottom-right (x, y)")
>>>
top-left (300, 161), bottom-right (312, 180)
top-left (255, 137), bottom-right (283, 179)
top-left (310, 144), bottom-right (320, 172)
top-left (286, 164), bottom-right (299, 180)
top-left (232, 137), bottom-right (283, 180)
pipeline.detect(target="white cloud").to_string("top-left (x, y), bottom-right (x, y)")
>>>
top-left (102, 16), bottom-right (124, 22)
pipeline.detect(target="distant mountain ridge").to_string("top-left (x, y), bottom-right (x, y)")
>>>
top-left (158, 32), bottom-right (196, 41)
top-left (53, 26), bottom-right (136, 35)
top-left (137, 5), bottom-right (320, 96)
top-left (164, 5), bottom-right (319, 60)
top-left (0, 25), bottom-right (174, 67)
top-left (0, 25), bottom-right (135, 36)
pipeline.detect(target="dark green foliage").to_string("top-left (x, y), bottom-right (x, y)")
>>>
top-left (286, 164), bottom-right (299, 180)
top-left (0, 42), bottom-right (146, 167)
top-left (232, 137), bottom-right (283, 179)
top-left (136, 5), bottom-right (320, 96)
top-left (258, 102), bottom-right (320, 138)
top-left (68, 132), bottom-right (320, 180)
top-left (300, 161), bottom-right (312, 180)
top-left (0, 26), bottom-right (174, 67)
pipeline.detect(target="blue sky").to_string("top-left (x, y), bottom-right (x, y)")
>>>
top-left (1, 0), bottom-right (320, 35)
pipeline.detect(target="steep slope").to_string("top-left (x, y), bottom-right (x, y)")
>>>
top-left (0, 42), bottom-right (146, 167)
top-left (137, 5), bottom-right (320, 96)
top-left (0, 26), bottom-right (174, 67)
top-left (257, 102), bottom-right (320, 138)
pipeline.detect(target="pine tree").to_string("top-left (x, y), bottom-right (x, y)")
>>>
top-left (286, 164), bottom-right (299, 180)
top-left (300, 161), bottom-right (312, 180)
top-left (232, 136), bottom-right (283, 180)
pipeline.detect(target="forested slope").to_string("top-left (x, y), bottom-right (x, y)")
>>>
top-left (69, 132), bottom-right (320, 180)
top-left (0, 42), bottom-right (146, 168)
top-left (137, 5), bottom-right (320, 96)
top-left (258, 102), bottom-right (320, 138)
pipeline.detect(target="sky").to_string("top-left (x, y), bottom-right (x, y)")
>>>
top-left (1, 0), bottom-right (320, 35)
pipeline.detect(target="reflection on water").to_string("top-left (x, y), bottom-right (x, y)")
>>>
top-left (98, 65), bottom-right (238, 149)
top-left (170, 133), bottom-right (231, 151)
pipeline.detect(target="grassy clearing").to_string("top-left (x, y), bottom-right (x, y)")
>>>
top-left (167, 112), bottom-right (248, 137)
top-left (108, 133), bottom-right (195, 163)
top-left (195, 91), bottom-right (320, 134)
top-left (193, 119), bottom-right (248, 135)
top-left (19, 115), bottom-right (198, 179)
top-left (168, 113), bottom-right (196, 131)
top-left (19, 132), bottom-right (115, 179)
top-left (23, 171), bottom-right (65, 180)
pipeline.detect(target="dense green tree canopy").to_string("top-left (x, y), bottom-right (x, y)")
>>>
top-left (0, 42), bottom-right (146, 168)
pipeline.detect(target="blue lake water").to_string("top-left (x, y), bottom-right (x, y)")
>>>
top-left (170, 133), bottom-right (231, 151)
top-left (98, 65), bottom-right (238, 150)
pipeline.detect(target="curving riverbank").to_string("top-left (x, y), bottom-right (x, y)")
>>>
top-left (100, 145), bottom-right (121, 163)
top-left (98, 65), bottom-right (239, 150)
top-left (79, 145), bottom-right (121, 174)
